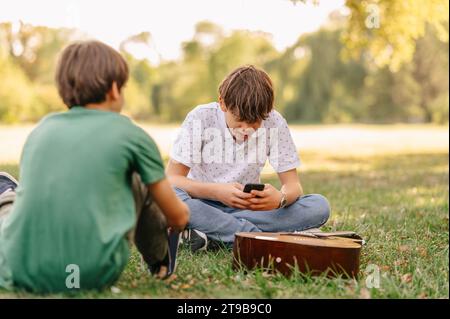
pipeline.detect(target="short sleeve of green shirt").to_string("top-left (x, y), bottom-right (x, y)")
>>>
top-left (130, 126), bottom-right (165, 185)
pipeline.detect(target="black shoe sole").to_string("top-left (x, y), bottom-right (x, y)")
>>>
top-left (149, 230), bottom-right (180, 279)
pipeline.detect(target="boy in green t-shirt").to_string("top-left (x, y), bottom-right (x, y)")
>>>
top-left (0, 41), bottom-right (189, 293)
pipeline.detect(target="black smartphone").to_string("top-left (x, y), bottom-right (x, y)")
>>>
top-left (243, 183), bottom-right (265, 193)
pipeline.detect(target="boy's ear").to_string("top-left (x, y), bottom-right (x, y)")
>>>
top-left (218, 97), bottom-right (227, 112)
top-left (107, 82), bottom-right (121, 101)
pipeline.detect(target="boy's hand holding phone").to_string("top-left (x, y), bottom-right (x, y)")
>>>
top-left (213, 183), bottom-right (283, 211)
top-left (247, 184), bottom-right (283, 211)
top-left (213, 183), bottom-right (255, 209)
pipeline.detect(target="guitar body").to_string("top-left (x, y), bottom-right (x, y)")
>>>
top-left (233, 232), bottom-right (363, 278)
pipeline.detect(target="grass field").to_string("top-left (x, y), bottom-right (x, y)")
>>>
top-left (0, 125), bottom-right (448, 298)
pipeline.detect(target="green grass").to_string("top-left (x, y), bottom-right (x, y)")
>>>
top-left (0, 151), bottom-right (448, 298)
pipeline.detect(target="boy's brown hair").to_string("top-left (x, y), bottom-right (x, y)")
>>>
top-left (218, 65), bottom-right (274, 123)
top-left (55, 40), bottom-right (129, 108)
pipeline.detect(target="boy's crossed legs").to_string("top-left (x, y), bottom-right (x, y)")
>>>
top-left (174, 187), bottom-right (331, 245)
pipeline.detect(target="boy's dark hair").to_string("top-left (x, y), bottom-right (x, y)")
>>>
top-left (55, 40), bottom-right (129, 108)
top-left (218, 65), bottom-right (274, 123)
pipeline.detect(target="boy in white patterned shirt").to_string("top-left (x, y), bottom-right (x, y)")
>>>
top-left (167, 65), bottom-right (330, 251)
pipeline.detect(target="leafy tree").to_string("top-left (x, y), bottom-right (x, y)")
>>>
top-left (412, 25), bottom-right (449, 122)
top-left (119, 32), bottom-right (157, 119)
top-left (0, 55), bottom-right (34, 123)
top-left (342, 0), bottom-right (449, 71)
top-left (0, 22), bottom-right (76, 83)
top-left (283, 27), bottom-right (367, 122)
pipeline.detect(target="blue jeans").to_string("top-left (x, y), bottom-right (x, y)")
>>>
top-left (174, 187), bottom-right (331, 244)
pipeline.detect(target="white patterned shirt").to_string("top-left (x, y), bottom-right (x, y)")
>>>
top-left (170, 102), bottom-right (300, 185)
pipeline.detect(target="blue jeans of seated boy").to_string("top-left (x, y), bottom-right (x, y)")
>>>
top-left (174, 187), bottom-right (331, 244)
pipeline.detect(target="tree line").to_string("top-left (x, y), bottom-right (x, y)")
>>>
top-left (0, 2), bottom-right (448, 124)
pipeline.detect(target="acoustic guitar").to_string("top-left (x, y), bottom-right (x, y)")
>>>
top-left (233, 231), bottom-right (364, 278)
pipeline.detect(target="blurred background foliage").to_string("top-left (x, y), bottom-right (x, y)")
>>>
top-left (0, 0), bottom-right (448, 124)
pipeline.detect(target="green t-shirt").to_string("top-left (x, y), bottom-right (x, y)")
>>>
top-left (0, 106), bottom-right (165, 293)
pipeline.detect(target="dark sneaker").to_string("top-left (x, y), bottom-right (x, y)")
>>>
top-left (0, 172), bottom-right (18, 195)
top-left (148, 230), bottom-right (180, 279)
top-left (180, 229), bottom-right (208, 252)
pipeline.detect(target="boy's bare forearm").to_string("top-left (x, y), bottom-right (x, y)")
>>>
top-left (148, 178), bottom-right (189, 231)
top-left (278, 169), bottom-right (304, 205)
top-left (282, 181), bottom-right (304, 205)
top-left (166, 159), bottom-right (220, 200)
top-left (168, 175), bottom-right (219, 200)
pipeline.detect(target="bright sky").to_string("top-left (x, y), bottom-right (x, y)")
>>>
top-left (1, 0), bottom-right (346, 63)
